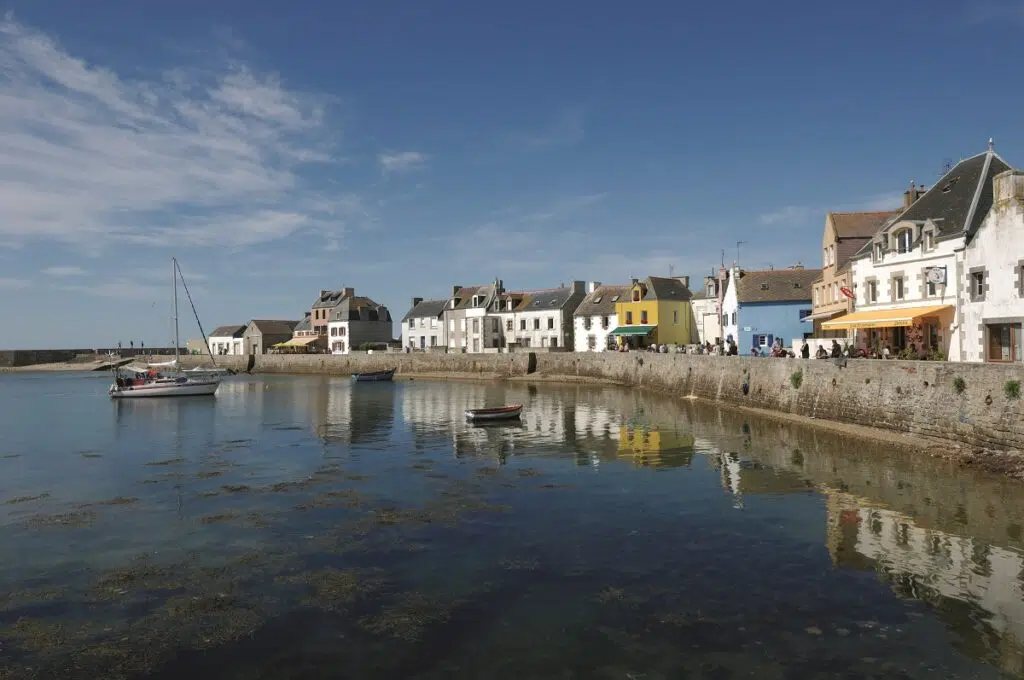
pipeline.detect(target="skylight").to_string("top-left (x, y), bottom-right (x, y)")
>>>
top-left (611, 295), bottom-right (620, 302)
top-left (594, 296), bottom-right (602, 303)
top-left (760, 283), bottom-right (769, 290)
top-left (941, 177), bottom-right (960, 193)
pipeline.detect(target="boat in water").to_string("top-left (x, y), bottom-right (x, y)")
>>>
top-left (465, 404), bottom-right (523, 422)
top-left (351, 368), bottom-right (397, 383)
top-left (109, 258), bottom-right (222, 399)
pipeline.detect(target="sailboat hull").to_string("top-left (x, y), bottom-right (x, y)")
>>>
top-left (109, 379), bottom-right (220, 398)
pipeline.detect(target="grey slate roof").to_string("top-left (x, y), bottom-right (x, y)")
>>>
top-left (452, 284), bottom-right (493, 310)
top-left (311, 290), bottom-right (347, 309)
top-left (641, 276), bottom-right (693, 301)
top-left (573, 285), bottom-right (630, 316)
top-left (734, 268), bottom-right (820, 304)
top-left (292, 316), bottom-right (311, 333)
top-left (402, 298), bottom-right (449, 323)
top-left (853, 148), bottom-right (1011, 258)
top-left (209, 324), bottom-right (246, 338)
top-left (248, 320), bottom-right (299, 335)
top-left (512, 285), bottom-right (586, 313)
top-left (329, 296), bottom-right (392, 323)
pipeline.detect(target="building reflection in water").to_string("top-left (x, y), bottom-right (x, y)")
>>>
top-left (312, 379), bottom-right (396, 446)
top-left (826, 490), bottom-right (1024, 677)
top-left (617, 424), bottom-right (695, 469)
top-left (702, 448), bottom-right (812, 510)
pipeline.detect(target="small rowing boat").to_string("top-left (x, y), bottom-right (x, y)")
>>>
top-left (465, 404), bottom-right (523, 422)
top-left (352, 368), bottom-right (397, 383)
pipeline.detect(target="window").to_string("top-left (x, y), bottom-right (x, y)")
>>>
top-left (533, 318), bottom-right (540, 330)
top-left (924, 231), bottom-right (935, 250)
top-left (472, 319), bottom-right (479, 333)
top-left (611, 295), bottom-right (620, 302)
top-left (730, 312), bottom-right (736, 325)
top-left (987, 324), bottom-right (1022, 362)
top-left (506, 319), bottom-right (513, 331)
top-left (601, 316), bottom-right (609, 329)
top-left (873, 242), bottom-right (884, 262)
top-left (793, 282), bottom-right (801, 289)
top-left (799, 309), bottom-right (811, 320)
top-left (867, 280), bottom-right (877, 303)
top-left (587, 335), bottom-right (596, 350)
top-left (814, 288), bottom-right (819, 305)
top-left (632, 290), bottom-right (641, 302)
top-left (927, 280), bottom-right (936, 297)
top-left (626, 311), bottom-right (633, 324)
top-left (430, 317), bottom-right (437, 328)
top-left (551, 338), bottom-right (558, 348)
top-left (472, 338), bottom-right (480, 352)
top-left (894, 277), bottom-right (905, 300)
top-left (823, 247), bottom-right (828, 266)
top-left (832, 283), bottom-right (838, 302)
top-left (409, 321), bottom-right (416, 332)
top-left (640, 311), bottom-right (648, 324)
top-left (583, 317), bottom-right (592, 330)
top-left (430, 336), bottom-right (437, 347)
top-left (895, 229), bottom-right (913, 254)
top-left (760, 283), bottom-right (769, 291)
top-left (594, 296), bottom-right (602, 303)
top-left (970, 270), bottom-right (986, 301)
top-left (471, 296), bottom-right (481, 306)
top-left (448, 319), bottom-right (454, 332)
top-left (547, 317), bottom-right (554, 330)
top-left (673, 310), bottom-right (679, 324)
top-left (460, 319), bottom-right (467, 331)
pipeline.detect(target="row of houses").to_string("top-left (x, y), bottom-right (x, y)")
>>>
top-left (204, 287), bottom-right (394, 356)
top-left (805, 140), bottom-right (1024, 362)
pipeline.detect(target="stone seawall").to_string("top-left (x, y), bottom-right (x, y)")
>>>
top-left (159, 352), bottom-right (1024, 451)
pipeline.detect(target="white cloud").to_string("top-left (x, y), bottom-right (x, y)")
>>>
top-left (0, 277), bottom-right (29, 289)
top-left (42, 265), bottom-right (86, 277)
top-left (378, 151), bottom-right (428, 173)
top-left (55, 277), bottom-right (205, 301)
top-left (0, 18), bottom-right (353, 251)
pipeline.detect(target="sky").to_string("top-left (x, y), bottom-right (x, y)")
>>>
top-left (1, 0), bottom-right (1023, 349)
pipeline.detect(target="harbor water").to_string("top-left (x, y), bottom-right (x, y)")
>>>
top-left (1, 371), bottom-right (1023, 679)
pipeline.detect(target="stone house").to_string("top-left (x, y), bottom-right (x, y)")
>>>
top-left (207, 324), bottom-right (246, 356)
top-left (325, 294), bottom-right (393, 354)
top-left (805, 207), bottom-right (903, 339)
top-left (721, 266), bottom-right (819, 352)
top-left (496, 281), bottom-right (586, 350)
top-left (573, 282), bottom-right (630, 352)
top-left (243, 320), bottom-right (299, 355)
top-left (961, 168), bottom-right (1024, 362)
top-left (827, 143), bottom-right (1011, 359)
top-left (401, 297), bottom-right (448, 350)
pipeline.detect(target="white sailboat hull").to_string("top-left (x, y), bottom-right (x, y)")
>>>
top-left (109, 379), bottom-right (220, 399)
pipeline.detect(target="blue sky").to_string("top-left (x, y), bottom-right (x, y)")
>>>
top-left (1, 1), bottom-right (1023, 348)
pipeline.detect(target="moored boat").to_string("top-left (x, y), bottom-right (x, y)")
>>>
top-left (352, 368), bottom-right (397, 382)
top-left (465, 404), bottom-right (523, 422)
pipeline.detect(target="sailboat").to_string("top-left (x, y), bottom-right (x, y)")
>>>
top-left (108, 258), bottom-right (221, 399)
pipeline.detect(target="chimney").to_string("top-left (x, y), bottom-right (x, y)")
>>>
top-left (994, 170), bottom-right (1024, 211)
top-left (675, 275), bottom-right (690, 288)
top-left (903, 179), bottom-right (926, 209)
top-left (570, 280), bottom-right (585, 294)
top-left (342, 287), bottom-right (355, 297)
top-left (452, 284), bottom-right (462, 296)
top-left (587, 281), bottom-right (601, 293)
top-left (411, 297), bottom-right (423, 309)
top-left (630, 277), bottom-right (639, 286)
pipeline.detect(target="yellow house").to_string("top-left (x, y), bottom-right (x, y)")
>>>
top-left (611, 276), bottom-right (699, 347)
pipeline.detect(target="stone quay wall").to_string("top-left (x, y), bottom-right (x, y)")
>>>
top-left (0, 347), bottom-right (183, 367)
top-left (163, 352), bottom-right (1024, 451)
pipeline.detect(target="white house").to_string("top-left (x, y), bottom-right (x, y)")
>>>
top-left (690, 274), bottom-right (723, 346)
top-left (401, 297), bottom-right (448, 350)
top-left (496, 281), bottom-right (586, 350)
top-left (207, 324), bottom-right (246, 356)
top-left (824, 144), bottom-right (1011, 359)
top-left (961, 168), bottom-right (1024, 362)
top-left (572, 282), bottom-right (629, 352)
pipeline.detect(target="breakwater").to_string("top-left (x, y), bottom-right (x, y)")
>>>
top-left (0, 347), bottom-right (182, 367)
top-left (163, 352), bottom-right (1024, 453)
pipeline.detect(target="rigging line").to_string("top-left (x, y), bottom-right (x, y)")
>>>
top-left (174, 260), bottom-right (219, 368)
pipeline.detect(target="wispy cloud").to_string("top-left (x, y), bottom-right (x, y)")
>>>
top-left (759, 191), bottom-right (904, 227)
top-left (758, 205), bottom-right (813, 226)
top-left (42, 265), bottom-right (87, 277)
top-left (378, 151), bottom-right (428, 173)
top-left (507, 110), bottom-right (586, 151)
top-left (0, 277), bottom-right (29, 289)
top-left (0, 17), bottom-right (352, 252)
top-left (55, 277), bottom-right (205, 301)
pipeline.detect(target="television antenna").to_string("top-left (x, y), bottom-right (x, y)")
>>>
top-left (940, 158), bottom-right (953, 177)
top-left (736, 241), bottom-right (747, 267)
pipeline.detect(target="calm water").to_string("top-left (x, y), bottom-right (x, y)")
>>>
top-left (2, 373), bottom-right (1024, 679)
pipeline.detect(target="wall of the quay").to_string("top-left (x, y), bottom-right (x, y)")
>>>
top-left (0, 347), bottom-right (182, 367)
top-left (162, 351), bottom-right (1024, 451)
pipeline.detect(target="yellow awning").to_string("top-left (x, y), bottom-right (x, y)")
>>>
top-left (279, 335), bottom-right (323, 347)
top-left (821, 304), bottom-right (952, 331)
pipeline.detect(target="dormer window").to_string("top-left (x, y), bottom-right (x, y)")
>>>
top-left (924, 230), bottom-right (935, 251)
top-left (895, 228), bottom-right (913, 254)
top-left (471, 295), bottom-right (481, 306)
top-left (506, 299), bottom-right (514, 311)
top-left (793, 282), bottom-right (801, 289)
top-left (873, 242), bottom-right (885, 262)
top-left (632, 290), bottom-right (641, 302)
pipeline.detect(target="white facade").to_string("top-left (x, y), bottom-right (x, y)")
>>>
top-left (847, 223), bottom-right (961, 356)
top-left (691, 297), bottom-right (720, 345)
top-left (961, 170), bottom-right (1024, 362)
top-left (501, 308), bottom-right (570, 349)
top-left (326, 320), bottom-right (350, 353)
top-left (572, 313), bottom-right (618, 352)
top-left (208, 335), bottom-right (243, 356)
top-left (721, 269), bottom-right (739, 344)
top-left (403, 314), bottom-right (445, 350)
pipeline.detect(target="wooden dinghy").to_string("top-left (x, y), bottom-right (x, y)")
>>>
top-left (351, 368), bottom-right (397, 382)
top-left (465, 404), bottom-right (523, 422)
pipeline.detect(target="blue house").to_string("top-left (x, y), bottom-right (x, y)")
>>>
top-left (721, 266), bottom-right (820, 352)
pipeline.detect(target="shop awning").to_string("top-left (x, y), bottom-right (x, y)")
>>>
top-left (277, 335), bottom-right (323, 347)
top-left (800, 309), bottom-right (842, 323)
top-left (609, 325), bottom-right (656, 336)
top-left (821, 305), bottom-right (952, 331)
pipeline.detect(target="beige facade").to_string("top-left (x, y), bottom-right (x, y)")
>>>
top-left (808, 206), bottom-right (904, 338)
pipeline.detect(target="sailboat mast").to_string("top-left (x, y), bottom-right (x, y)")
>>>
top-left (173, 257), bottom-right (180, 366)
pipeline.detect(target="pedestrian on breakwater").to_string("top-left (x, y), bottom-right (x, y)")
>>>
top-left (800, 340), bottom-right (810, 359)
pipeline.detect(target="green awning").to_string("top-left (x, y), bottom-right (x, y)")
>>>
top-left (609, 325), bottom-right (656, 337)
